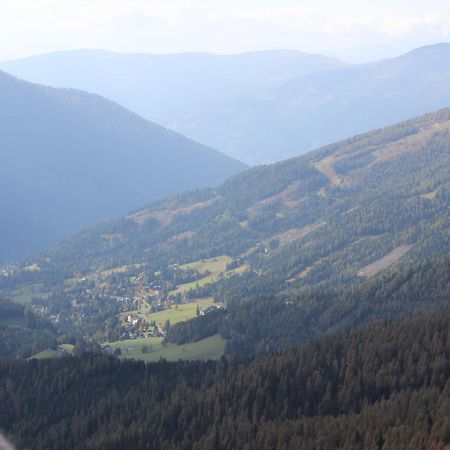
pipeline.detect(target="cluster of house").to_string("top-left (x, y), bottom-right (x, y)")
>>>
top-left (126, 313), bottom-right (146, 326)
top-left (199, 304), bottom-right (224, 316)
top-left (121, 312), bottom-right (165, 340)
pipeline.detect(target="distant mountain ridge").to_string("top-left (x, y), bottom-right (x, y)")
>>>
top-left (3, 44), bottom-right (450, 163)
top-left (0, 49), bottom-right (347, 164)
top-left (0, 71), bottom-right (246, 263)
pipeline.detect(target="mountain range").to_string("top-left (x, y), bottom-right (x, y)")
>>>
top-left (0, 71), bottom-right (245, 263)
top-left (2, 40), bottom-right (450, 450)
top-left (3, 44), bottom-right (450, 164)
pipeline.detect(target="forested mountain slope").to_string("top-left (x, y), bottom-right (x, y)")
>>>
top-left (1, 107), bottom-right (449, 353)
top-left (215, 252), bottom-right (450, 355)
top-left (2, 308), bottom-right (450, 449)
top-left (0, 71), bottom-right (245, 263)
top-left (4, 44), bottom-right (450, 163)
top-left (27, 107), bottom-right (450, 282)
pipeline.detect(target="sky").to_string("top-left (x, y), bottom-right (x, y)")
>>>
top-left (1, 0), bottom-right (450, 62)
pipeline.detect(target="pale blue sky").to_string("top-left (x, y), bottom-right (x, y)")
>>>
top-left (1, 0), bottom-right (450, 61)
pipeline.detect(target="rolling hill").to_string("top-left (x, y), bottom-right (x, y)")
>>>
top-left (4, 44), bottom-right (450, 163)
top-left (1, 107), bottom-right (449, 354)
top-left (0, 71), bottom-right (245, 263)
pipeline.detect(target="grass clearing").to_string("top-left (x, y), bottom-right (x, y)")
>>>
top-left (30, 344), bottom-right (76, 360)
top-left (173, 276), bottom-right (218, 294)
top-left (421, 189), bottom-right (438, 200)
top-left (32, 349), bottom-right (58, 359)
top-left (107, 334), bottom-right (226, 362)
top-left (314, 157), bottom-right (343, 186)
top-left (263, 222), bottom-right (325, 246)
top-left (358, 245), bottom-right (414, 277)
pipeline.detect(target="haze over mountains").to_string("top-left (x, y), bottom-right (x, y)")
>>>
top-left (3, 43), bottom-right (450, 164)
top-left (0, 71), bottom-right (245, 263)
top-left (0, 49), bottom-right (346, 164)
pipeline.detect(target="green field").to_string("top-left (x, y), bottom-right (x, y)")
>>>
top-left (173, 277), bottom-right (217, 293)
top-left (146, 298), bottom-right (215, 325)
top-left (32, 349), bottom-right (58, 359)
top-left (179, 255), bottom-right (232, 274)
top-left (107, 334), bottom-right (226, 362)
top-left (31, 344), bottom-right (75, 360)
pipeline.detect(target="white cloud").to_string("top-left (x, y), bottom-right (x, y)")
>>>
top-left (0, 0), bottom-right (450, 59)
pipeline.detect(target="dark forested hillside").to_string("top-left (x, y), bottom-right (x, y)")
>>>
top-left (0, 71), bottom-right (245, 263)
top-left (1, 309), bottom-right (450, 450)
top-left (1, 107), bottom-right (449, 352)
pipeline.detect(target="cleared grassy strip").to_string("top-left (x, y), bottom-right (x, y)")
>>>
top-left (32, 349), bottom-right (58, 359)
top-left (107, 334), bottom-right (226, 362)
top-left (31, 344), bottom-right (76, 360)
top-left (421, 189), bottom-right (438, 200)
top-left (358, 245), bottom-right (414, 277)
top-left (314, 157), bottom-right (343, 186)
top-left (173, 277), bottom-right (217, 294)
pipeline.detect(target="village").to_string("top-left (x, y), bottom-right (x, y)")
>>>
top-left (3, 255), bottom-right (238, 343)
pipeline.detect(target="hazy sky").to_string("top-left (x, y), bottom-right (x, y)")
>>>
top-left (1, 0), bottom-right (450, 62)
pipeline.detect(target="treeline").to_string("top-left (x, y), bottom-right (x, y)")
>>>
top-left (0, 297), bottom-right (57, 358)
top-left (1, 308), bottom-right (450, 449)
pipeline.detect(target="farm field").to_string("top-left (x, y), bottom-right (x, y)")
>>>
top-left (106, 334), bottom-right (226, 362)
